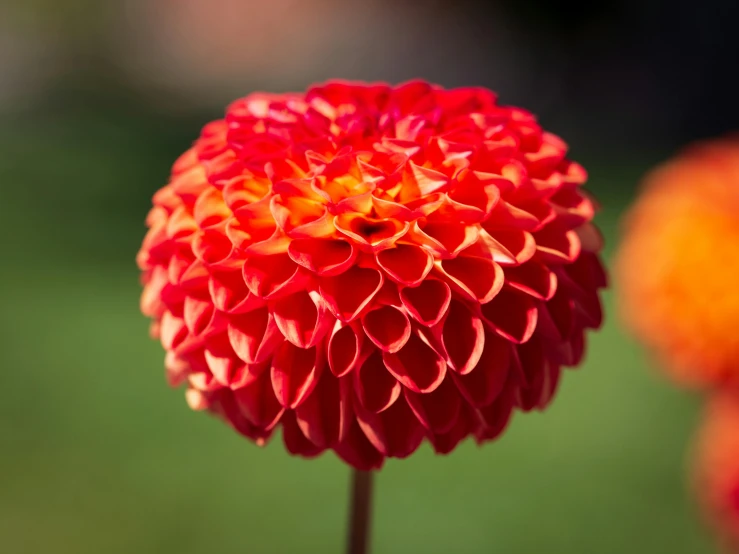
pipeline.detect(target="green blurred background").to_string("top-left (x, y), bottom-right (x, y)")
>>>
top-left (2, 0), bottom-right (738, 552)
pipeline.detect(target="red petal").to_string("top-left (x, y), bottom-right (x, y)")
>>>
top-left (212, 390), bottom-right (264, 441)
top-left (474, 380), bottom-right (516, 442)
top-left (185, 388), bottom-right (210, 411)
top-left (193, 187), bottom-right (230, 228)
top-left (428, 406), bottom-right (472, 454)
top-left (362, 305), bottom-right (411, 353)
top-left (288, 238), bottom-right (357, 276)
top-left (204, 334), bottom-right (241, 386)
top-left (481, 289), bottom-right (538, 344)
top-left (179, 260), bottom-right (209, 291)
top-left (320, 266), bottom-right (384, 322)
top-left (550, 188), bottom-right (595, 229)
top-left (183, 295), bottom-right (216, 336)
top-left (355, 395), bottom-right (425, 458)
top-left (564, 250), bottom-right (607, 291)
top-left (442, 300), bottom-right (485, 375)
top-left (270, 341), bottom-right (323, 409)
top-left (160, 311), bottom-right (188, 351)
top-left (188, 370), bottom-right (222, 393)
top-left (534, 228), bottom-right (581, 264)
top-left (141, 266), bottom-right (168, 317)
top-left (376, 243), bottom-right (433, 286)
top-left (538, 287), bottom-right (577, 344)
top-left (413, 221), bottom-right (478, 257)
top-left (165, 351), bottom-right (189, 387)
top-left (272, 290), bottom-right (334, 348)
top-left (230, 361), bottom-right (270, 389)
top-left (451, 330), bottom-right (511, 407)
top-left (504, 261), bottom-right (557, 300)
top-left (334, 417), bottom-right (384, 471)
top-left (447, 175), bottom-right (501, 221)
top-left (485, 199), bottom-right (541, 231)
top-left (209, 269), bottom-right (266, 314)
top-left (228, 307), bottom-right (282, 363)
top-left (399, 279), bottom-right (451, 326)
top-left (408, 162), bottom-right (450, 196)
top-left (383, 332), bottom-right (447, 393)
top-left (243, 253), bottom-right (307, 299)
top-left (192, 228), bottom-right (235, 266)
top-left (404, 376), bottom-right (462, 434)
top-left (232, 369), bottom-right (284, 430)
top-left (328, 322), bottom-right (365, 377)
top-left (282, 409), bottom-right (323, 458)
top-left (439, 256), bottom-right (504, 303)
top-left (295, 371), bottom-right (352, 448)
top-left (353, 350), bottom-right (402, 413)
top-left (516, 338), bottom-right (561, 411)
top-left (487, 230), bottom-right (536, 265)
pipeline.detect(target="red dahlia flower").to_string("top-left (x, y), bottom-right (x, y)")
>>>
top-left (137, 81), bottom-right (606, 470)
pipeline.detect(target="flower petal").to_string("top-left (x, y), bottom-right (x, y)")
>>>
top-left (451, 330), bottom-right (511, 407)
top-left (295, 371), bottom-right (352, 448)
top-left (355, 395), bottom-right (426, 458)
top-left (376, 243), bottom-right (433, 286)
top-left (534, 228), bottom-right (581, 264)
top-left (334, 417), bottom-right (384, 471)
top-left (383, 332), bottom-right (447, 393)
top-left (481, 289), bottom-right (539, 344)
top-left (438, 256), bottom-right (504, 304)
top-left (288, 238), bottom-right (356, 276)
top-left (243, 253), bottom-right (308, 299)
top-left (404, 376), bottom-right (462, 434)
top-left (328, 321), bottom-right (365, 377)
top-left (204, 334), bottom-right (242, 386)
top-left (353, 350), bottom-right (402, 413)
top-left (270, 341), bottom-right (323, 409)
top-left (320, 266), bottom-right (384, 322)
top-left (232, 369), bottom-right (285, 430)
top-left (474, 379), bottom-right (516, 442)
top-left (504, 261), bottom-right (558, 300)
top-left (282, 410), bottom-right (323, 458)
top-left (516, 338), bottom-right (561, 411)
top-left (227, 307), bottom-right (282, 364)
top-left (272, 290), bottom-right (334, 348)
top-left (442, 300), bottom-right (485, 375)
top-left (399, 279), bottom-right (451, 326)
top-left (362, 305), bottom-right (411, 354)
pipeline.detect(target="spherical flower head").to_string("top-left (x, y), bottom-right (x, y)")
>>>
top-left (615, 137), bottom-right (739, 389)
top-left (693, 392), bottom-right (739, 552)
top-left (137, 81), bottom-right (606, 470)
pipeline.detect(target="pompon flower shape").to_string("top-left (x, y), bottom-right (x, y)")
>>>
top-left (138, 81), bottom-right (606, 470)
top-left (693, 392), bottom-right (739, 552)
top-left (615, 136), bottom-right (739, 389)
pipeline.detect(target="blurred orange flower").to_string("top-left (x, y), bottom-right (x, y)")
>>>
top-left (138, 81), bottom-right (606, 469)
top-left (616, 137), bottom-right (739, 388)
top-left (693, 392), bottom-right (739, 552)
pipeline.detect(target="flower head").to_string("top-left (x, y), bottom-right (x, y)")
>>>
top-left (693, 392), bottom-right (739, 552)
top-left (138, 81), bottom-right (606, 469)
top-left (615, 137), bottom-right (739, 388)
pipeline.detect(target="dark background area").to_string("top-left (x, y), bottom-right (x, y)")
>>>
top-left (1, 0), bottom-right (737, 552)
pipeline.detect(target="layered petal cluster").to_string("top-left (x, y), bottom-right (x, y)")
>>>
top-left (693, 393), bottom-right (739, 552)
top-left (615, 137), bottom-right (739, 388)
top-left (137, 81), bottom-right (606, 469)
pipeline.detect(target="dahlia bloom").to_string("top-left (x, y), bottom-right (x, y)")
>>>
top-left (693, 393), bottom-right (739, 552)
top-left (615, 137), bottom-right (739, 388)
top-left (137, 81), bottom-right (606, 469)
